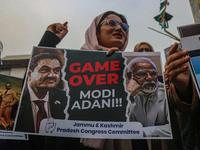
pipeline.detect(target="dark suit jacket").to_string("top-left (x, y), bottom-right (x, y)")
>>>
top-left (15, 85), bottom-right (68, 133)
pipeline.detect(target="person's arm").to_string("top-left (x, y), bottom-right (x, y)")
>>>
top-left (38, 31), bottom-right (61, 47)
top-left (9, 91), bottom-right (19, 107)
top-left (164, 42), bottom-right (192, 103)
top-left (164, 43), bottom-right (199, 113)
top-left (38, 22), bottom-right (68, 47)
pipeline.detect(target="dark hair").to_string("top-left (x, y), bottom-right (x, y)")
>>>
top-left (29, 53), bottom-right (62, 71)
top-left (96, 11), bottom-right (128, 33)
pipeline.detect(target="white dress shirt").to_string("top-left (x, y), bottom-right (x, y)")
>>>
top-left (28, 83), bottom-right (51, 132)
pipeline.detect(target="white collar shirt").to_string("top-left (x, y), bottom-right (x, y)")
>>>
top-left (27, 83), bottom-right (51, 132)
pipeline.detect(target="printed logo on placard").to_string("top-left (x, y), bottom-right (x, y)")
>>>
top-left (45, 117), bottom-right (56, 133)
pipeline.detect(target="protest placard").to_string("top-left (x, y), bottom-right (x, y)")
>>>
top-left (14, 47), bottom-right (172, 139)
top-left (177, 23), bottom-right (200, 99)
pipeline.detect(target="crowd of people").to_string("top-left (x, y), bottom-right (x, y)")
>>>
top-left (1, 10), bottom-right (199, 150)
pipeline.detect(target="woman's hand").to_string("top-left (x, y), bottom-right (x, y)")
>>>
top-left (164, 42), bottom-right (190, 93)
top-left (106, 47), bottom-right (120, 56)
top-left (47, 21), bottom-right (68, 40)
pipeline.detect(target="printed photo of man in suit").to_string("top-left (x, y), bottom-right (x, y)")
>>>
top-left (15, 52), bottom-right (68, 133)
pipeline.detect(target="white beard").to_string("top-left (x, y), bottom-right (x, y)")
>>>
top-left (141, 80), bottom-right (158, 94)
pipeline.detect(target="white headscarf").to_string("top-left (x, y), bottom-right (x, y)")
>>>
top-left (81, 12), bottom-right (129, 51)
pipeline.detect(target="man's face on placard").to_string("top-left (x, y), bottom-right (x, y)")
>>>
top-left (28, 58), bottom-right (61, 90)
top-left (5, 83), bottom-right (11, 90)
top-left (132, 60), bottom-right (158, 94)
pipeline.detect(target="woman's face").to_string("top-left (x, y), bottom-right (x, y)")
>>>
top-left (97, 14), bottom-right (128, 50)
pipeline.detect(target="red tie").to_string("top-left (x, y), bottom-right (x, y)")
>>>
top-left (34, 100), bottom-right (47, 133)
